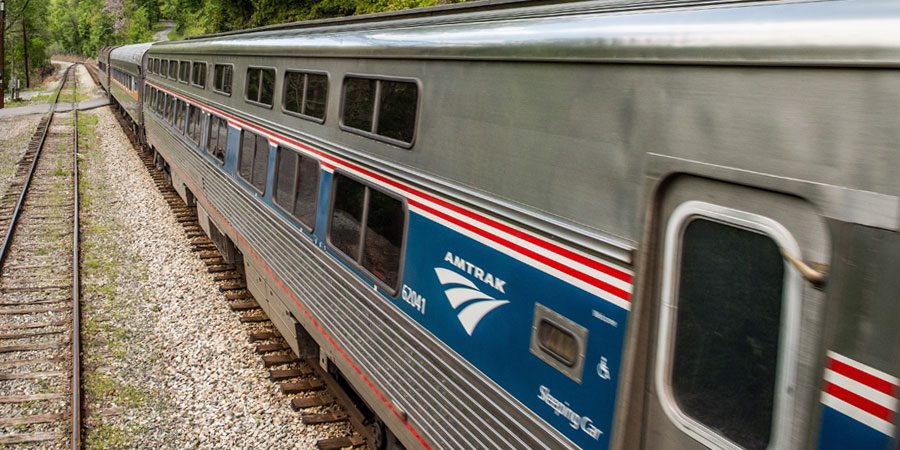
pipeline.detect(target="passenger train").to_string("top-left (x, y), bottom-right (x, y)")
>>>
top-left (97, 0), bottom-right (900, 449)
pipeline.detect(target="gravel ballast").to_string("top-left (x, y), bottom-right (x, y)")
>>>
top-left (80, 106), bottom-right (347, 449)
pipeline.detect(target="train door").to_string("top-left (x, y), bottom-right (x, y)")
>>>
top-left (639, 174), bottom-right (830, 450)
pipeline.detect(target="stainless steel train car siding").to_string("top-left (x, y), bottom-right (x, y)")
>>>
top-left (133, 0), bottom-right (900, 449)
top-left (109, 43), bottom-right (152, 127)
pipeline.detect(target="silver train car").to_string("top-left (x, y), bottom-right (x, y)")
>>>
top-left (97, 45), bottom-right (117, 93)
top-left (108, 0), bottom-right (900, 449)
top-left (109, 43), bottom-right (152, 134)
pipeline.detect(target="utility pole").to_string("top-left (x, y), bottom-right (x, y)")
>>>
top-left (1, 0), bottom-right (5, 109)
top-left (21, 18), bottom-right (27, 88)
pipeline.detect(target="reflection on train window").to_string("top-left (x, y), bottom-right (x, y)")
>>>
top-left (186, 105), bottom-right (202, 144)
top-left (168, 60), bottom-right (178, 79)
top-left (161, 60), bottom-right (169, 78)
top-left (330, 174), bottom-right (405, 289)
top-left (207, 116), bottom-right (228, 164)
top-left (238, 130), bottom-right (269, 193)
top-left (156, 93), bottom-right (166, 115)
top-left (175, 100), bottom-right (186, 133)
top-left (213, 64), bottom-right (233, 95)
top-left (341, 76), bottom-right (418, 146)
top-left (283, 71), bottom-right (328, 122)
top-left (672, 218), bottom-right (784, 450)
top-left (143, 85), bottom-right (150, 103)
top-left (274, 147), bottom-right (319, 229)
top-left (165, 97), bottom-right (176, 125)
top-left (246, 67), bottom-right (276, 107)
top-left (192, 62), bottom-right (207, 88)
top-left (179, 61), bottom-right (190, 83)
top-left (537, 320), bottom-right (578, 367)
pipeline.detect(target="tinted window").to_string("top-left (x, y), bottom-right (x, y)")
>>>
top-left (175, 100), bottom-right (186, 132)
top-left (169, 60), bottom-right (178, 79)
top-left (165, 96), bottom-right (175, 124)
top-left (186, 105), bottom-right (202, 144)
top-left (179, 61), bottom-right (190, 83)
top-left (331, 175), bottom-right (365, 260)
top-left (330, 174), bottom-right (405, 289)
top-left (342, 77), bottom-right (417, 145)
top-left (213, 64), bottom-right (233, 95)
top-left (672, 218), bottom-right (784, 450)
top-left (273, 147), bottom-right (319, 228)
top-left (246, 67), bottom-right (275, 107)
top-left (342, 78), bottom-right (375, 132)
top-left (283, 71), bottom-right (328, 121)
top-left (192, 62), bottom-right (207, 88)
top-left (238, 131), bottom-right (269, 193)
top-left (207, 115), bottom-right (228, 163)
top-left (161, 60), bottom-right (169, 77)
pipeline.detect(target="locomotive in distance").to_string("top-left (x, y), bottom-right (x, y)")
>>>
top-left (98, 0), bottom-right (900, 449)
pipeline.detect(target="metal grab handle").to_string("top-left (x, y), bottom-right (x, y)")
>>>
top-left (781, 248), bottom-right (827, 287)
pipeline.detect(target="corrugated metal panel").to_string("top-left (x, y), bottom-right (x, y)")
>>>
top-left (145, 116), bottom-right (578, 449)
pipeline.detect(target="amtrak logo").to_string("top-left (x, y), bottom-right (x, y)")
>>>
top-left (435, 258), bottom-right (509, 336)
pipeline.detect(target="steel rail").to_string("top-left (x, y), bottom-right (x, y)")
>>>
top-left (71, 64), bottom-right (83, 450)
top-left (0, 64), bottom-right (75, 271)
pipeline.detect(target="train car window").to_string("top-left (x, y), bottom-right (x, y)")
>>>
top-left (186, 105), bottom-right (202, 144)
top-left (179, 61), bottom-right (190, 84)
top-left (165, 96), bottom-right (176, 124)
top-left (245, 67), bottom-right (276, 107)
top-left (238, 130), bottom-right (269, 193)
top-left (207, 116), bottom-right (228, 163)
top-left (168, 60), bottom-right (178, 79)
top-left (668, 218), bottom-right (784, 450)
top-left (283, 71), bottom-right (328, 122)
top-left (153, 59), bottom-right (160, 75)
top-left (192, 62), bottom-right (207, 88)
top-left (273, 147), bottom-right (319, 229)
top-left (329, 173), bottom-right (405, 290)
top-left (175, 100), bottom-right (186, 133)
top-left (341, 76), bottom-right (418, 147)
top-left (213, 64), bottom-right (233, 95)
top-left (143, 85), bottom-right (150, 103)
top-left (161, 60), bottom-right (169, 78)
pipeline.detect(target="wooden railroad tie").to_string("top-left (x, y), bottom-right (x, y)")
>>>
top-left (255, 342), bottom-right (289, 354)
top-left (269, 366), bottom-right (311, 381)
top-left (0, 432), bottom-right (63, 445)
top-left (0, 393), bottom-right (64, 404)
top-left (291, 393), bottom-right (335, 410)
top-left (316, 434), bottom-right (366, 450)
top-left (280, 379), bottom-right (325, 395)
top-left (220, 282), bottom-right (248, 292)
top-left (213, 272), bottom-right (242, 282)
top-left (225, 291), bottom-right (252, 301)
top-left (249, 331), bottom-right (277, 342)
top-left (301, 412), bottom-right (348, 425)
top-left (0, 305), bottom-right (70, 315)
top-left (239, 312), bottom-right (268, 323)
top-left (0, 412), bottom-right (64, 426)
top-left (262, 354), bottom-right (299, 367)
top-left (207, 264), bottom-right (234, 274)
top-left (0, 341), bottom-right (67, 354)
top-left (228, 300), bottom-right (259, 312)
top-left (0, 320), bottom-right (67, 331)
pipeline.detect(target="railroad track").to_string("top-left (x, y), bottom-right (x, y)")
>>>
top-left (110, 107), bottom-right (370, 449)
top-left (0, 64), bottom-right (83, 448)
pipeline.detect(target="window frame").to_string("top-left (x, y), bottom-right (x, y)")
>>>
top-left (212, 63), bottom-right (234, 97)
top-left (244, 65), bottom-right (277, 109)
top-left (272, 146), bottom-right (321, 232)
top-left (326, 170), bottom-right (408, 295)
top-left (206, 115), bottom-right (229, 166)
top-left (191, 61), bottom-right (208, 89)
top-left (168, 60), bottom-right (179, 80)
top-left (338, 73), bottom-right (421, 149)
top-left (281, 69), bottom-right (329, 124)
top-left (237, 129), bottom-right (270, 195)
top-left (179, 60), bottom-right (191, 85)
top-left (654, 200), bottom-right (802, 450)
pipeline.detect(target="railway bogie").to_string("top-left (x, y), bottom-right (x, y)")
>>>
top-left (105, 1), bottom-right (900, 449)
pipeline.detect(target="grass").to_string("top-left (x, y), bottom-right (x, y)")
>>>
top-left (85, 422), bottom-right (148, 449)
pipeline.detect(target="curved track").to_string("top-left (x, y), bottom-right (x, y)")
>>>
top-left (0, 64), bottom-right (83, 449)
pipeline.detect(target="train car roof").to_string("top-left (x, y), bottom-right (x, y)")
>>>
top-left (149, 0), bottom-right (900, 67)
top-left (110, 42), bottom-right (154, 66)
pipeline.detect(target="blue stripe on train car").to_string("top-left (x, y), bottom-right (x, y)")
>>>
top-left (386, 211), bottom-right (630, 449)
top-left (818, 406), bottom-right (894, 450)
